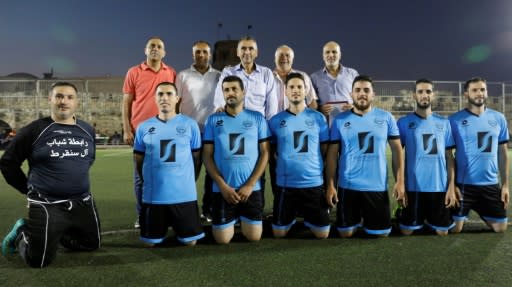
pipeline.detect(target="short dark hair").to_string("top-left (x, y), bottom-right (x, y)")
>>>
top-left (222, 76), bottom-right (244, 90)
top-left (192, 40), bottom-right (210, 48)
top-left (415, 78), bottom-right (434, 90)
top-left (464, 77), bottom-right (486, 92)
top-left (51, 82), bottom-right (78, 93)
top-left (155, 82), bottom-right (177, 93)
top-left (352, 75), bottom-right (373, 89)
top-left (146, 36), bottom-right (164, 43)
top-left (285, 72), bottom-right (305, 86)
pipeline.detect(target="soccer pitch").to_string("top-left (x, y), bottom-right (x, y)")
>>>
top-left (0, 148), bottom-right (511, 286)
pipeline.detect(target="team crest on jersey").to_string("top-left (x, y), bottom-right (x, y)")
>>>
top-left (422, 134), bottom-right (438, 155)
top-left (374, 118), bottom-right (385, 126)
top-left (462, 120), bottom-right (468, 126)
top-left (229, 133), bottom-right (245, 155)
top-left (344, 121), bottom-right (351, 128)
top-left (280, 120), bottom-right (287, 128)
top-left (305, 119), bottom-right (315, 127)
top-left (149, 127), bottom-right (156, 134)
top-left (160, 139), bottom-right (176, 162)
top-left (358, 132), bottom-right (374, 154)
top-left (293, 131), bottom-right (308, 153)
top-left (408, 122), bottom-right (416, 129)
top-left (176, 126), bottom-right (187, 135)
top-left (215, 120), bottom-right (224, 127)
top-left (488, 120), bottom-right (498, 127)
top-left (242, 120), bottom-right (254, 129)
top-left (435, 123), bottom-right (444, 130)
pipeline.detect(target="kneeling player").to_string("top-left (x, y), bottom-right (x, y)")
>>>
top-left (134, 82), bottom-right (204, 246)
top-left (449, 77), bottom-right (509, 233)
top-left (269, 73), bottom-right (330, 239)
top-left (396, 79), bottom-right (458, 236)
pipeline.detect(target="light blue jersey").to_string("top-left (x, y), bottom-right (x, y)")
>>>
top-left (134, 115), bottom-right (201, 204)
top-left (397, 113), bottom-right (455, 192)
top-left (269, 108), bottom-right (329, 188)
top-left (449, 108), bottom-right (509, 185)
top-left (203, 109), bottom-right (271, 192)
top-left (330, 108), bottom-right (400, 191)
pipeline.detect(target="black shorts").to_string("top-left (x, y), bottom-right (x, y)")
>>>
top-left (399, 191), bottom-right (454, 231)
top-left (140, 201), bottom-right (205, 244)
top-left (272, 186), bottom-right (330, 232)
top-left (452, 184), bottom-right (507, 223)
top-left (211, 190), bottom-right (263, 229)
top-left (336, 188), bottom-right (391, 235)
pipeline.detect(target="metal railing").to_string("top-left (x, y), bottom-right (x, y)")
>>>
top-left (0, 78), bottom-right (511, 143)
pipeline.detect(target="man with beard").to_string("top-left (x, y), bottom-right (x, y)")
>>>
top-left (268, 73), bottom-right (330, 239)
top-left (449, 77), bottom-right (509, 233)
top-left (176, 40), bottom-right (221, 222)
top-left (134, 82), bottom-right (204, 246)
top-left (310, 41), bottom-right (358, 125)
top-left (395, 79), bottom-right (459, 236)
top-left (203, 76), bottom-right (270, 244)
top-left (123, 37), bottom-right (176, 228)
top-left (325, 75), bottom-right (405, 237)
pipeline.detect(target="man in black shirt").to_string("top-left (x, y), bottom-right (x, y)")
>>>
top-left (0, 82), bottom-right (101, 268)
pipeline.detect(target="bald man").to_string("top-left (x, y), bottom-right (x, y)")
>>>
top-left (273, 45), bottom-right (317, 111)
top-left (310, 41), bottom-right (358, 124)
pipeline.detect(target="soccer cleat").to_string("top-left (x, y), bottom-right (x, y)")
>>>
top-left (2, 218), bottom-right (25, 256)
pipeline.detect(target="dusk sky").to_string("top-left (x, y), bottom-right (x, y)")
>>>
top-left (2, 0), bottom-right (512, 82)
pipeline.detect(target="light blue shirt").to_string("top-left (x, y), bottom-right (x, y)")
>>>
top-left (214, 64), bottom-right (278, 119)
top-left (310, 66), bottom-right (358, 105)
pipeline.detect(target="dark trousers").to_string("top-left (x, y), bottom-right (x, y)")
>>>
top-left (18, 195), bottom-right (101, 268)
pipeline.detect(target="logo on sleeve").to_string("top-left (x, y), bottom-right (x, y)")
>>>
top-left (358, 132), bottom-right (374, 154)
top-left (160, 139), bottom-right (176, 162)
top-left (229, 133), bottom-right (245, 155)
top-left (293, 131), bottom-right (308, 153)
top-left (422, 134), bottom-right (438, 155)
top-left (477, 131), bottom-right (492, 153)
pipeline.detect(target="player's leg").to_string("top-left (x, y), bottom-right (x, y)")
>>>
top-left (133, 163), bottom-right (143, 228)
top-left (60, 196), bottom-right (101, 251)
top-left (336, 188), bottom-right (362, 238)
top-left (139, 204), bottom-right (169, 247)
top-left (424, 192), bottom-right (454, 236)
top-left (211, 192), bottom-right (237, 244)
top-left (272, 187), bottom-right (297, 238)
top-left (361, 191), bottom-right (392, 237)
top-left (22, 202), bottom-right (69, 268)
top-left (451, 184), bottom-right (478, 233)
top-left (398, 191), bottom-right (423, 236)
top-left (240, 190), bottom-right (264, 242)
top-left (302, 186), bottom-right (330, 239)
top-left (475, 184), bottom-right (508, 233)
top-left (170, 201), bottom-right (205, 246)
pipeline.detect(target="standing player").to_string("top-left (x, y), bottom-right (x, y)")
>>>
top-left (396, 79), bottom-right (458, 236)
top-left (449, 77), bottom-right (509, 233)
top-left (268, 73), bottom-right (330, 239)
top-left (175, 40), bottom-right (221, 222)
top-left (325, 75), bottom-right (405, 237)
top-left (1, 82), bottom-right (100, 268)
top-left (133, 82), bottom-right (204, 246)
top-left (203, 76), bottom-right (270, 244)
top-left (123, 37), bottom-right (176, 228)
